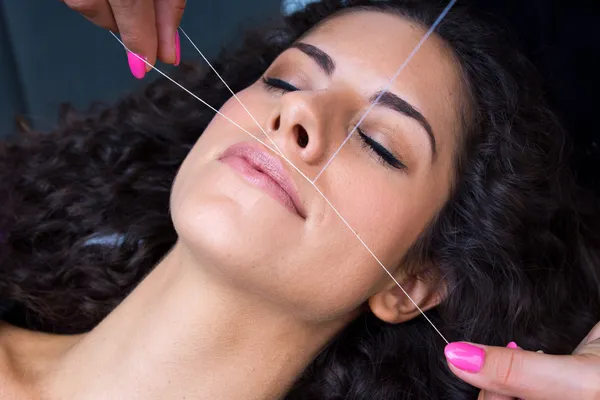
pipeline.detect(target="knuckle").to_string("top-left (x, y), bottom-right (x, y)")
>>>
top-left (112, 0), bottom-right (140, 12)
top-left (492, 351), bottom-right (521, 390)
top-left (64, 0), bottom-right (98, 14)
top-left (175, 0), bottom-right (187, 12)
top-left (120, 32), bottom-right (146, 50)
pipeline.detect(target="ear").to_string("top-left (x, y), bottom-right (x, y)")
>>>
top-left (368, 269), bottom-right (445, 324)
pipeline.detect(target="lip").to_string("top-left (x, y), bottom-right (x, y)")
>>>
top-left (219, 142), bottom-right (306, 218)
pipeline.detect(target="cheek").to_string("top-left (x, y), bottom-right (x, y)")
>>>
top-left (168, 84), bottom-right (443, 321)
top-left (319, 171), bottom-right (440, 278)
top-left (285, 187), bottom-right (411, 315)
top-left (170, 87), bottom-right (271, 212)
top-left (219, 85), bottom-right (273, 126)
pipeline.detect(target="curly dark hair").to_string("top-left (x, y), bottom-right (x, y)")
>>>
top-left (1, 0), bottom-right (599, 398)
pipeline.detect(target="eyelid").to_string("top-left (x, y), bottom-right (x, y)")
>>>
top-left (357, 128), bottom-right (406, 170)
top-left (264, 55), bottom-right (321, 90)
top-left (261, 74), bottom-right (408, 170)
top-left (261, 77), bottom-right (295, 92)
top-left (263, 63), bottom-right (408, 171)
top-left (358, 113), bottom-right (417, 164)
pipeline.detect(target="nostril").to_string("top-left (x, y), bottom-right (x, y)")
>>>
top-left (272, 116), bottom-right (281, 131)
top-left (296, 125), bottom-right (309, 148)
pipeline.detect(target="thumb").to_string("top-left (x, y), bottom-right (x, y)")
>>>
top-left (574, 321), bottom-right (600, 356)
top-left (444, 341), bottom-right (600, 400)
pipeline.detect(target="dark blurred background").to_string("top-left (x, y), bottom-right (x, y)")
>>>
top-left (0, 0), bottom-right (598, 192)
top-left (0, 0), bottom-right (282, 135)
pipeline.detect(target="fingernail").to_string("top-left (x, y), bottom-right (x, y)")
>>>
top-left (174, 31), bottom-right (181, 66)
top-left (444, 342), bottom-right (485, 373)
top-left (506, 341), bottom-right (518, 349)
top-left (127, 52), bottom-right (147, 79)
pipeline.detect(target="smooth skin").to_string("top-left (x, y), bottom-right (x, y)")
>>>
top-left (46, 3), bottom-right (600, 399)
top-left (1, 11), bottom-right (461, 400)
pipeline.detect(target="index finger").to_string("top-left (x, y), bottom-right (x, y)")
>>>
top-left (445, 342), bottom-right (598, 399)
top-left (575, 321), bottom-right (600, 354)
top-left (109, 0), bottom-right (158, 78)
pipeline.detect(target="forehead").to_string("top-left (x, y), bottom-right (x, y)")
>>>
top-left (300, 10), bottom-right (466, 155)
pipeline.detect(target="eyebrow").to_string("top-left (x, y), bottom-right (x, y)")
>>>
top-left (369, 91), bottom-right (437, 157)
top-left (290, 42), bottom-right (336, 76)
top-left (290, 42), bottom-right (436, 157)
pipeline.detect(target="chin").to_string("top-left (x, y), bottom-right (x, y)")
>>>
top-left (170, 166), bottom-right (303, 274)
top-left (171, 192), bottom-right (367, 320)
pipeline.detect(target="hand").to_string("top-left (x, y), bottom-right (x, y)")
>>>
top-left (444, 322), bottom-right (600, 400)
top-left (62, 0), bottom-right (186, 79)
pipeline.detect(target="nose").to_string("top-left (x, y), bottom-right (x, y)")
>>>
top-left (266, 91), bottom-right (327, 166)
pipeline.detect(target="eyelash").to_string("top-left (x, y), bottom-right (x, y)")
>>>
top-left (261, 76), bottom-right (406, 170)
top-left (262, 77), bottom-right (299, 93)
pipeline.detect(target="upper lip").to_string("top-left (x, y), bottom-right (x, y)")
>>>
top-left (219, 142), bottom-right (306, 218)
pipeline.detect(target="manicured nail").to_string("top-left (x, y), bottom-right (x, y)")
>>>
top-left (174, 31), bottom-right (181, 66)
top-left (507, 341), bottom-right (518, 349)
top-left (127, 52), bottom-right (147, 79)
top-left (444, 342), bottom-right (485, 373)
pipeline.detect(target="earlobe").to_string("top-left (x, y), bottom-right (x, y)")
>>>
top-left (368, 272), bottom-right (445, 324)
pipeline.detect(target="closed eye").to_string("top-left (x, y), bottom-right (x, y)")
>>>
top-left (262, 76), bottom-right (406, 170)
top-left (357, 129), bottom-right (406, 170)
top-left (262, 77), bottom-right (299, 93)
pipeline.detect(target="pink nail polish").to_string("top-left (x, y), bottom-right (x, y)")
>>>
top-left (127, 52), bottom-right (146, 79)
top-left (444, 342), bottom-right (485, 373)
top-left (174, 31), bottom-right (181, 66)
top-left (507, 341), bottom-right (518, 349)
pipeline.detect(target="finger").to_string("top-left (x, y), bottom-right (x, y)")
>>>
top-left (575, 322), bottom-right (600, 354)
top-left (476, 343), bottom-right (519, 400)
top-left (108, 0), bottom-right (158, 78)
top-left (64, 0), bottom-right (117, 31)
top-left (478, 390), bottom-right (514, 400)
top-left (155, 0), bottom-right (186, 65)
top-left (445, 342), bottom-right (599, 400)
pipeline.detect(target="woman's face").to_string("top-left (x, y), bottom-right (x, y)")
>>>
top-left (170, 10), bottom-right (465, 322)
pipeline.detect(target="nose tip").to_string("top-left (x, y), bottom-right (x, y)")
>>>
top-left (266, 91), bottom-right (327, 165)
top-left (267, 108), bottom-right (312, 150)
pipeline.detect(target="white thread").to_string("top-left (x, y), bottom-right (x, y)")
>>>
top-left (109, 32), bottom-right (278, 155)
top-left (111, 14), bottom-right (450, 344)
top-left (178, 27), bottom-right (450, 343)
top-left (312, 0), bottom-right (457, 183)
top-left (178, 27), bottom-right (285, 158)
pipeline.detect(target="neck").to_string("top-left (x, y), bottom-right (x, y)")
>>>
top-left (41, 242), bottom-right (345, 400)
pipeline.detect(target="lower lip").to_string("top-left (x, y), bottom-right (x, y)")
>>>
top-left (221, 155), bottom-right (299, 216)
